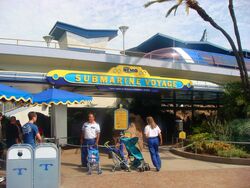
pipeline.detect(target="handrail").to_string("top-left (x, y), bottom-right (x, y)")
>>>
top-left (182, 139), bottom-right (250, 145)
top-left (0, 37), bottom-right (57, 46)
top-left (179, 139), bottom-right (250, 154)
top-left (0, 37), bottom-right (123, 53)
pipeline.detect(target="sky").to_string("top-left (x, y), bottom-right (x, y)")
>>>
top-left (0, 0), bottom-right (249, 51)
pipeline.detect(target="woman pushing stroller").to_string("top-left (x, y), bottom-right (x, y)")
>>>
top-left (144, 116), bottom-right (163, 172)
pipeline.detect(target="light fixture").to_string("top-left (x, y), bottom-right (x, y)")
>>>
top-left (43, 35), bottom-right (54, 47)
top-left (119, 26), bottom-right (129, 55)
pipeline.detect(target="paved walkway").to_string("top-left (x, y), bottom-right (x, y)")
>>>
top-left (60, 146), bottom-right (250, 188)
top-left (0, 146), bottom-right (249, 188)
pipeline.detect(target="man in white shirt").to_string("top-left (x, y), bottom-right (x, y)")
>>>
top-left (80, 113), bottom-right (100, 167)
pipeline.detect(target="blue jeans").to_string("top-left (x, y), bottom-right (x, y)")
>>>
top-left (81, 138), bottom-right (96, 166)
top-left (148, 137), bottom-right (161, 170)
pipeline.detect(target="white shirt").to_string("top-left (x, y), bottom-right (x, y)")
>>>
top-left (82, 121), bottom-right (100, 139)
top-left (144, 125), bottom-right (161, 138)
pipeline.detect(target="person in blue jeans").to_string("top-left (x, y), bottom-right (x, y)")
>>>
top-left (80, 113), bottom-right (100, 167)
top-left (22, 112), bottom-right (42, 148)
top-left (144, 116), bottom-right (163, 172)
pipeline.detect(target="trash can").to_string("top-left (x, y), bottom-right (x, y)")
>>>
top-left (7, 144), bottom-right (34, 188)
top-left (34, 143), bottom-right (60, 188)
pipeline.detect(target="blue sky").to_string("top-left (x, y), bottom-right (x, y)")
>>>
top-left (0, 0), bottom-right (249, 51)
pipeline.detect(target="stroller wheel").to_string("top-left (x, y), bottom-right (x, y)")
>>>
top-left (87, 165), bottom-right (91, 175)
top-left (98, 170), bottom-right (102, 175)
top-left (138, 167), bottom-right (144, 172)
top-left (144, 163), bottom-right (150, 171)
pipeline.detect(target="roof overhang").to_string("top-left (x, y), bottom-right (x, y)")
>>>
top-left (49, 21), bottom-right (118, 41)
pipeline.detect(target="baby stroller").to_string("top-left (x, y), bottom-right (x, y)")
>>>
top-left (104, 141), bottom-right (130, 172)
top-left (87, 145), bottom-right (102, 175)
top-left (120, 137), bottom-right (150, 172)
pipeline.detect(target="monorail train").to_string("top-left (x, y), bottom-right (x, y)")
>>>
top-left (143, 47), bottom-right (250, 70)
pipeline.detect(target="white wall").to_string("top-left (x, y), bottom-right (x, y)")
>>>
top-left (58, 31), bottom-right (110, 49)
top-left (51, 105), bottom-right (67, 145)
top-left (58, 32), bottom-right (68, 49)
top-left (5, 105), bottom-right (49, 125)
top-left (68, 97), bottom-right (119, 108)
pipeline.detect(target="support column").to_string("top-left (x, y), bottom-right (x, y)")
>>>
top-left (191, 90), bottom-right (194, 121)
top-left (173, 90), bottom-right (177, 144)
top-left (173, 90), bottom-right (176, 119)
top-left (51, 105), bottom-right (67, 145)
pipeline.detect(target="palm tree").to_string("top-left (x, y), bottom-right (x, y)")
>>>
top-left (145, 0), bottom-right (250, 100)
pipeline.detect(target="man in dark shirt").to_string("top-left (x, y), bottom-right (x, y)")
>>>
top-left (6, 116), bottom-right (19, 148)
top-left (22, 112), bottom-right (42, 148)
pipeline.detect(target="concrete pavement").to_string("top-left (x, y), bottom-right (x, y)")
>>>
top-left (60, 146), bottom-right (250, 188)
top-left (0, 146), bottom-right (249, 188)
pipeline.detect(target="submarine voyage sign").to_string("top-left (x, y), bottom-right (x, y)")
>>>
top-left (47, 65), bottom-right (192, 90)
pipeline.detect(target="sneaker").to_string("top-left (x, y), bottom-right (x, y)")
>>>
top-left (156, 168), bottom-right (160, 172)
top-left (0, 177), bottom-right (5, 183)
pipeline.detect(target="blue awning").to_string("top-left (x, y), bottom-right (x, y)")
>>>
top-left (0, 83), bottom-right (32, 102)
top-left (32, 88), bottom-right (92, 105)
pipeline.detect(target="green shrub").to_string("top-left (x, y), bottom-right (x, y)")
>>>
top-left (191, 116), bottom-right (231, 141)
top-left (228, 119), bottom-right (250, 142)
top-left (204, 141), bottom-right (233, 155)
top-left (217, 148), bottom-right (249, 158)
top-left (186, 133), bottom-right (249, 158)
top-left (187, 133), bottom-right (213, 154)
top-left (191, 126), bottom-right (205, 134)
top-left (190, 142), bottom-right (205, 154)
top-left (221, 82), bottom-right (249, 119)
top-left (189, 133), bottom-right (213, 142)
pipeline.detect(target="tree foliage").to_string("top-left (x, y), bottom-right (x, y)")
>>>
top-left (144, 0), bottom-right (250, 100)
top-left (228, 119), bottom-right (250, 142)
top-left (220, 82), bottom-right (250, 119)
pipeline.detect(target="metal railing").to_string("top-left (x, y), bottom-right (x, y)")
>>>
top-left (178, 139), bottom-right (250, 158)
top-left (0, 37), bottom-right (123, 55)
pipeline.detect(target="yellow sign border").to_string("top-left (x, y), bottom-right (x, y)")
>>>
top-left (47, 65), bottom-right (193, 89)
top-left (114, 107), bottom-right (129, 130)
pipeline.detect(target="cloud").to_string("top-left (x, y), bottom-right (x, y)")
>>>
top-left (0, 0), bottom-right (249, 51)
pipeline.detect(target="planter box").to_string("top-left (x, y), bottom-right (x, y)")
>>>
top-left (170, 148), bottom-right (250, 166)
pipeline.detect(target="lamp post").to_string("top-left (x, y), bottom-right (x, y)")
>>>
top-left (119, 26), bottom-right (129, 55)
top-left (43, 35), bottom-right (54, 47)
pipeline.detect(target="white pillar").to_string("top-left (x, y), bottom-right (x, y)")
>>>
top-left (51, 105), bottom-right (67, 145)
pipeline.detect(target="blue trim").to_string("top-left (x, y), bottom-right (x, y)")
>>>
top-left (49, 21), bottom-right (118, 41)
top-left (32, 88), bottom-right (92, 105)
top-left (182, 48), bottom-right (237, 65)
top-left (127, 33), bottom-right (249, 58)
top-left (0, 83), bottom-right (32, 102)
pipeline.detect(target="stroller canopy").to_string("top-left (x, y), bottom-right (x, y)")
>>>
top-left (120, 137), bottom-right (144, 160)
